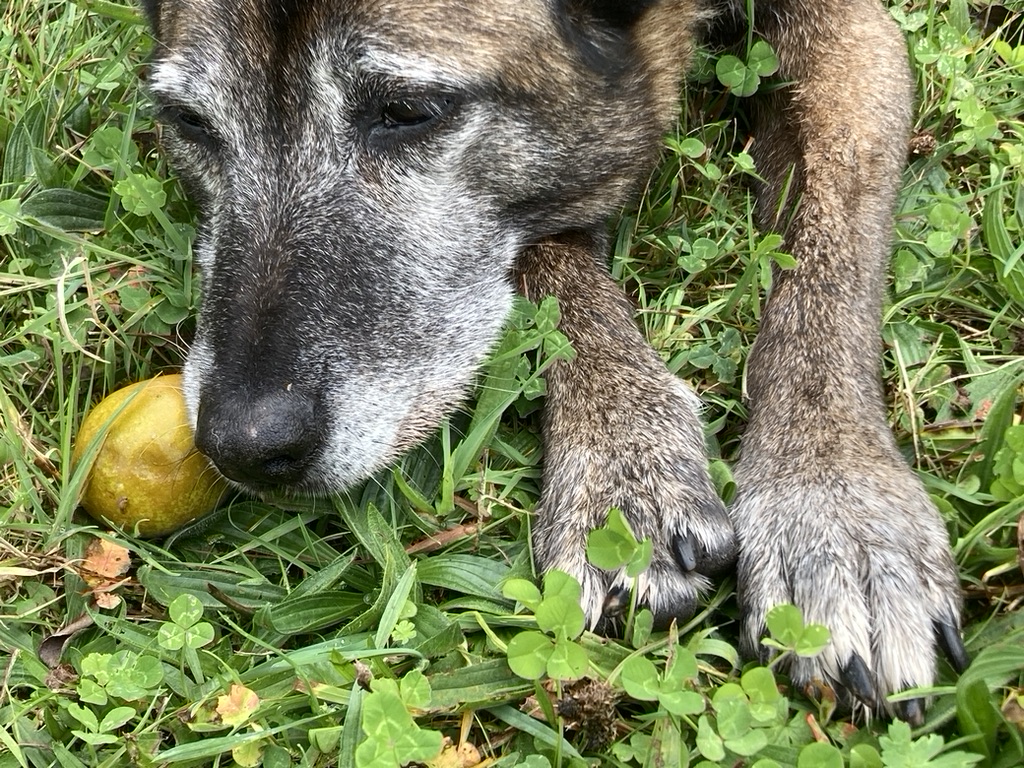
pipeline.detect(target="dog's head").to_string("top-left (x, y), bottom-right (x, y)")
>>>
top-left (141, 0), bottom-right (695, 493)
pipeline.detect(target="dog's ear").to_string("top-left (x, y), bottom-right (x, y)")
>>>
top-left (554, 0), bottom-right (658, 75)
top-left (139, 0), bottom-right (161, 35)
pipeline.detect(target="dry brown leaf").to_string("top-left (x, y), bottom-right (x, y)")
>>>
top-left (39, 612), bottom-right (96, 668)
top-left (77, 537), bottom-right (131, 607)
top-left (94, 591), bottom-right (123, 609)
top-left (80, 537), bottom-right (130, 583)
top-left (45, 662), bottom-right (79, 690)
top-left (455, 743), bottom-right (483, 767)
top-left (427, 737), bottom-right (483, 768)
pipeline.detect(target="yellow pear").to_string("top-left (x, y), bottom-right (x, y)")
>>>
top-left (72, 374), bottom-right (228, 537)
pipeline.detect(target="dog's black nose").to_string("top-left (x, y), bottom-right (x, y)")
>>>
top-left (195, 390), bottom-right (320, 487)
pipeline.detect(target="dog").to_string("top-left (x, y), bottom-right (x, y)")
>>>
top-left (139, 0), bottom-right (968, 722)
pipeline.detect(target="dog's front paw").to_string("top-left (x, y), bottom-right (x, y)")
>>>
top-left (733, 460), bottom-right (967, 723)
top-left (533, 379), bottom-right (737, 630)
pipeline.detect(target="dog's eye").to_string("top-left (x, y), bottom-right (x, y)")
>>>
top-left (380, 96), bottom-right (453, 129)
top-left (160, 106), bottom-right (216, 144)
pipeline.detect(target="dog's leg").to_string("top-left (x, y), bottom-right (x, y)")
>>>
top-left (517, 233), bottom-right (736, 629)
top-left (729, 0), bottom-right (967, 721)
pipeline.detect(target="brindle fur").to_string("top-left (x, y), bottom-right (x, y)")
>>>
top-left (140, 0), bottom-right (967, 722)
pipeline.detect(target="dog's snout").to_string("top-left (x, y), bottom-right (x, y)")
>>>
top-left (195, 389), bottom-right (321, 487)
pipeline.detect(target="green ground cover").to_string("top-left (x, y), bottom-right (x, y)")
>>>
top-left (1, 1), bottom-right (1022, 766)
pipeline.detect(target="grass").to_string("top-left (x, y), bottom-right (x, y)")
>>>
top-left (1, 0), bottom-right (1022, 766)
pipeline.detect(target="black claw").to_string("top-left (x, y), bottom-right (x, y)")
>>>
top-left (839, 653), bottom-right (878, 707)
top-left (893, 697), bottom-right (925, 727)
top-left (672, 533), bottom-right (697, 572)
top-left (934, 619), bottom-right (970, 674)
top-left (602, 585), bottom-right (630, 618)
